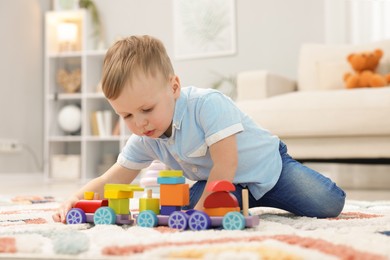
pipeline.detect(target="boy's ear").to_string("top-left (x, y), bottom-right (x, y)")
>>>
top-left (171, 75), bottom-right (181, 97)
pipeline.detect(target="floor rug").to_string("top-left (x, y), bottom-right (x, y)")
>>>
top-left (0, 195), bottom-right (390, 259)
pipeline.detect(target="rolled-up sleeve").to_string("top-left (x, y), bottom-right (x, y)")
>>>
top-left (198, 93), bottom-right (244, 146)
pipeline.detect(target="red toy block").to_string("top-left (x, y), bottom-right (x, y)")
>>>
top-left (203, 191), bottom-right (239, 208)
top-left (160, 184), bottom-right (189, 206)
top-left (74, 199), bottom-right (108, 213)
top-left (206, 180), bottom-right (236, 192)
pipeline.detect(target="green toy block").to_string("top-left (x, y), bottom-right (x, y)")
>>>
top-left (109, 198), bottom-right (129, 215)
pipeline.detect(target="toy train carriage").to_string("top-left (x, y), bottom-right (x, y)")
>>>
top-left (136, 171), bottom-right (259, 230)
top-left (137, 208), bottom-right (259, 231)
top-left (66, 170), bottom-right (260, 230)
top-left (66, 184), bottom-right (144, 225)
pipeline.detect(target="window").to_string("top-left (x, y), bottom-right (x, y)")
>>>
top-left (325, 0), bottom-right (390, 44)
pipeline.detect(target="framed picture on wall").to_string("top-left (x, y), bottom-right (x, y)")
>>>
top-left (173, 0), bottom-right (236, 60)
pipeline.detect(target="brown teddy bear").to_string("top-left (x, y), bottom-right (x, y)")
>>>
top-left (343, 48), bottom-right (390, 89)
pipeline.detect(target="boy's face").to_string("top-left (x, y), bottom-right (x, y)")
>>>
top-left (109, 71), bottom-right (180, 138)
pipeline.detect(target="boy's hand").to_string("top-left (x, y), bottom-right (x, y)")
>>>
top-left (52, 195), bottom-right (79, 223)
top-left (193, 202), bottom-right (204, 212)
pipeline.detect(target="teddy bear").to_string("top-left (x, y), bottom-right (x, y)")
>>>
top-left (343, 48), bottom-right (390, 89)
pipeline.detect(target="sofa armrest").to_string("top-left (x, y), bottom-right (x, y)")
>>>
top-left (236, 70), bottom-right (297, 101)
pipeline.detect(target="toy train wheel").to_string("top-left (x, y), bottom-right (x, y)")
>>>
top-left (66, 208), bottom-right (86, 224)
top-left (137, 210), bottom-right (158, 227)
top-left (93, 207), bottom-right (116, 224)
top-left (222, 211), bottom-right (245, 230)
top-left (188, 210), bottom-right (211, 231)
top-left (168, 211), bottom-right (189, 231)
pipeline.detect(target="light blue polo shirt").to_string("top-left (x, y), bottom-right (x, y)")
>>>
top-left (118, 86), bottom-right (282, 200)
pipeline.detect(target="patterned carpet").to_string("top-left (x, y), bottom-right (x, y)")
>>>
top-left (0, 196), bottom-right (390, 259)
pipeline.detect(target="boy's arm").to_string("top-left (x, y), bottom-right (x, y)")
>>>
top-left (193, 134), bottom-right (238, 211)
top-left (53, 162), bottom-right (140, 223)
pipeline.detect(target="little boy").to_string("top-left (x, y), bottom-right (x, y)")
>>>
top-left (53, 35), bottom-right (345, 223)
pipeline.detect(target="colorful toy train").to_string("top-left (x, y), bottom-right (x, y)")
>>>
top-left (66, 170), bottom-right (259, 230)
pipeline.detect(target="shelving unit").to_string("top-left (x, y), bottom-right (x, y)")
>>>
top-left (44, 10), bottom-right (130, 182)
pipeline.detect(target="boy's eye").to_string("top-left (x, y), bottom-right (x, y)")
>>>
top-left (123, 114), bottom-right (132, 119)
top-left (142, 108), bottom-right (153, 113)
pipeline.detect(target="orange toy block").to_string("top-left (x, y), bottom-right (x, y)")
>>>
top-left (160, 184), bottom-right (189, 206)
top-left (203, 207), bottom-right (240, 217)
top-left (203, 191), bottom-right (239, 208)
top-left (206, 180), bottom-right (236, 192)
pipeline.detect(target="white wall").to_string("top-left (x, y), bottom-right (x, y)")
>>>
top-left (95, 0), bottom-right (325, 87)
top-left (0, 0), bottom-right (50, 173)
top-left (0, 0), bottom-right (325, 173)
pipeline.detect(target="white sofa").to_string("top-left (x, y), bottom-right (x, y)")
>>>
top-left (235, 40), bottom-right (390, 162)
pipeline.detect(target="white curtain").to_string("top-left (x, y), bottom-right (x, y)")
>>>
top-left (325, 0), bottom-right (390, 44)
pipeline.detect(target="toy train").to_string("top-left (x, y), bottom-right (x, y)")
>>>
top-left (66, 170), bottom-right (259, 230)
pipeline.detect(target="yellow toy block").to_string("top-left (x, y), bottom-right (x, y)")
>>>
top-left (160, 184), bottom-right (189, 206)
top-left (139, 189), bottom-right (160, 214)
top-left (139, 198), bottom-right (160, 215)
top-left (84, 191), bottom-right (94, 200)
top-left (104, 190), bottom-right (133, 199)
top-left (109, 198), bottom-right (129, 215)
top-left (159, 170), bottom-right (183, 177)
top-left (104, 184), bottom-right (144, 199)
top-left (203, 207), bottom-right (240, 217)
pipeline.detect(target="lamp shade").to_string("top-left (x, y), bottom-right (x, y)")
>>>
top-left (57, 22), bottom-right (78, 43)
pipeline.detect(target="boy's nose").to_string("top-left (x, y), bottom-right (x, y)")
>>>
top-left (135, 116), bottom-right (147, 128)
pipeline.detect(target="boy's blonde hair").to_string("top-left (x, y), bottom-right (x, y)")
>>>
top-left (101, 35), bottom-right (174, 100)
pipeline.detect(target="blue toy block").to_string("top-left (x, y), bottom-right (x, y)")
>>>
top-left (157, 176), bottom-right (185, 184)
top-left (160, 205), bottom-right (181, 215)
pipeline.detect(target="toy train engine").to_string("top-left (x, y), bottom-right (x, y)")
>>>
top-left (66, 184), bottom-right (144, 225)
top-left (136, 171), bottom-right (260, 230)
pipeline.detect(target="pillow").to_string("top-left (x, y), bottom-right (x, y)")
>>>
top-left (316, 60), bottom-right (352, 90)
top-left (377, 57), bottom-right (390, 75)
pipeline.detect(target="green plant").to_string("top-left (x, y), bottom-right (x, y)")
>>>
top-left (211, 72), bottom-right (237, 99)
top-left (78, 0), bottom-right (102, 41)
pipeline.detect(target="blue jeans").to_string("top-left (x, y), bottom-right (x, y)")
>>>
top-left (184, 141), bottom-right (346, 218)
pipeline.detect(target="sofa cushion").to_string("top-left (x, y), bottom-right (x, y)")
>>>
top-left (298, 39), bottom-right (390, 91)
top-left (235, 87), bottom-right (390, 137)
top-left (316, 60), bottom-right (352, 90)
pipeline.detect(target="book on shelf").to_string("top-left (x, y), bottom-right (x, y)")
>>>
top-left (91, 111), bottom-right (100, 136)
top-left (91, 110), bottom-right (115, 137)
